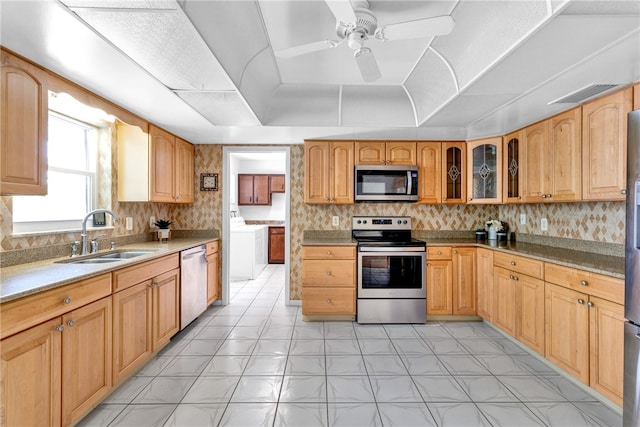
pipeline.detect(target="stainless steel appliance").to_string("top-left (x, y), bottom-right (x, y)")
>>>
top-left (352, 216), bottom-right (426, 323)
top-left (355, 165), bottom-right (419, 202)
top-left (625, 109), bottom-right (640, 426)
top-left (180, 245), bottom-right (208, 330)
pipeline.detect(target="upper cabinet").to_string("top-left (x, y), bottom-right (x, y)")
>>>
top-left (238, 174), bottom-right (270, 205)
top-left (304, 140), bottom-right (354, 204)
top-left (270, 175), bottom-right (285, 193)
top-left (503, 131), bottom-right (523, 203)
top-left (355, 141), bottom-right (416, 165)
top-left (466, 137), bottom-right (502, 204)
top-left (582, 87), bottom-right (632, 201)
top-left (1, 50), bottom-right (48, 196)
top-left (417, 142), bottom-right (442, 204)
top-left (442, 142), bottom-right (466, 204)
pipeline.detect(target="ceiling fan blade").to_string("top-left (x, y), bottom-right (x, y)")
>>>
top-left (275, 39), bottom-right (342, 58)
top-left (325, 0), bottom-right (357, 24)
top-left (375, 15), bottom-right (455, 41)
top-left (354, 47), bottom-right (381, 82)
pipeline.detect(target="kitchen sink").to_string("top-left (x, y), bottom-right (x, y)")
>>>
top-left (95, 251), bottom-right (155, 259)
top-left (56, 250), bottom-right (157, 264)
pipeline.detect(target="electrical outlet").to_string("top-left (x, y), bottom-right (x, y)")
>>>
top-left (332, 216), bottom-right (339, 226)
top-left (541, 218), bottom-right (548, 231)
top-left (520, 214), bottom-right (526, 225)
top-left (125, 217), bottom-right (133, 230)
top-left (150, 216), bottom-right (156, 228)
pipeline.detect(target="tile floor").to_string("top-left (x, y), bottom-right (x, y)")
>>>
top-left (79, 264), bottom-right (622, 427)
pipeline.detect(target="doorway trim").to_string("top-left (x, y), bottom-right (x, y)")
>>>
top-left (221, 146), bottom-right (291, 305)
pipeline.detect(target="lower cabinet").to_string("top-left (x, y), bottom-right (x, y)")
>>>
top-left (452, 247), bottom-right (476, 315)
top-left (268, 226), bottom-right (285, 264)
top-left (476, 248), bottom-right (494, 321)
top-left (206, 240), bottom-right (219, 306)
top-left (426, 247), bottom-right (453, 314)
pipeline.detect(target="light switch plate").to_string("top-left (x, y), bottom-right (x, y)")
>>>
top-left (541, 218), bottom-right (548, 231)
top-left (332, 216), bottom-right (339, 226)
top-left (125, 217), bottom-right (133, 230)
top-left (520, 214), bottom-right (526, 225)
top-left (150, 216), bottom-right (156, 228)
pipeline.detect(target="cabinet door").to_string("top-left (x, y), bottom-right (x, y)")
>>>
top-left (493, 267), bottom-right (517, 337)
top-left (304, 141), bottom-right (330, 203)
top-left (0, 50), bottom-right (48, 196)
top-left (238, 174), bottom-right (255, 205)
top-left (582, 87), bottom-right (632, 200)
top-left (270, 175), bottom-right (285, 193)
top-left (417, 142), bottom-right (442, 204)
top-left (61, 297), bottom-right (112, 426)
top-left (467, 137), bottom-right (502, 203)
top-left (268, 226), bottom-right (285, 264)
top-left (503, 132), bottom-right (522, 203)
top-left (149, 125), bottom-right (176, 203)
top-left (426, 260), bottom-right (453, 315)
top-left (386, 141), bottom-right (416, 165)
top-left (113, 281), bottom-right (152, 384)
top-left (207, 252), bottom-right (219, 306)
top-left (589, 296), bottom-right (624, 406)
top-left (442, 142), bottom-right (466, 204)
top-left (516, 274), bottom-right (545, 355)
top-left (152, 268), bottom-right (180, 352)
top-left (355, 141), bottom-right (385, 165)
top-left (253, 175), bottom-right (271, 205)
top-left (0, 317), bottom-right (62, 427)
top-left (545, 283), bottom-right (589, 384)
top-left (550, 108), bottom-right (582, 202)
top-left (329, 141), bottom-right (354, 204)
top-left (452, 248), bottom-right (476, 315)
top-left (523, 121), bottom-right (550, 203)
top-left (476, 248), bottom-right (494, 321)
top-left (175, 137), bottom-right (194, 203)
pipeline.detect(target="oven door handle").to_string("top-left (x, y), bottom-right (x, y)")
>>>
top-left (358, 246), bottom-right (426, 252)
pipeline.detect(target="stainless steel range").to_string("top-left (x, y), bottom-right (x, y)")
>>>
top-left (352, 216), bottom-right (426, 324)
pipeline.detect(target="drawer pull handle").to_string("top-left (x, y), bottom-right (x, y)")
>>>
top-left (580, 280), bottom-right (588, 286)
top-left (587, 301), bottom-right (594, 307)
top-left (56, 325), bottom-right (65, 332)
top-left (327, 251), bottom-right (332, 255)
top-left (510, 261), bottom-right (516, 266)
top-left (63, 297), bottom-right (72, 304)
top-left (67, 320), bottom-right (75, 327)
top-left (326, 271), bottom-right (332, 276)
top-left (327, 299), bottom-right (332, 304)
top-left (437, 251), bottom-right (442, 255)
top-left (577, 299), bottom-right (585, 304)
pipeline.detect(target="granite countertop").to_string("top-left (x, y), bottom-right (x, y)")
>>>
top-left (0, 237), bottom-right (219, 303)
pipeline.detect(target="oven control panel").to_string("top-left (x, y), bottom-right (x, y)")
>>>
top-left (352, 216), bottom-right (412, 230)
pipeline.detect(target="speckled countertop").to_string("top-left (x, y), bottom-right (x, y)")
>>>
top-left (0, 237), bottom-right (218, 303)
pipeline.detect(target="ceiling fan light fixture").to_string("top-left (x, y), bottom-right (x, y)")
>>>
top-left (347, 31), bottom-right (365, 50)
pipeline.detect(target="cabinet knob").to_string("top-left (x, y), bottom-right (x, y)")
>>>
top-left (427, 263), bottom-right (431, 267)
top-left (327, 251), bottom-right (332, 255)
top-left (437, 251), bottom-right (442, 255)
top-left (63, 297), bottom-right (72, 304)
top-left (621, 189), bottom-right (627, 195)
top-left (67, 320), bottom-right (75, 327)
top-left (326, 271), bottom-right (332, 276)
top-left (510, 261), bottom-right (516, 266)
top-left (56, 325), bottom-right (65, 332)
top-left (327, 299), bottom-right (332, 304)
top-left (468, 198), bottom-right (472, 201)
top-left (149, 281), bottom-right (158, 289)
top-left (580, 280), bottom-right (588, 286)
top-left (443, 198), bottom-right (447, 201)
top-left (513, 276), bottom-right (519, 281)
top-left (577, 299), bottom-right (585, 305)
top-left (587, 301), bottom-right (594, 307)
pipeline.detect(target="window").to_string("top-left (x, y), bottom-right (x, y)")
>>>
top-left (12, 112), bottom-right (99, 233)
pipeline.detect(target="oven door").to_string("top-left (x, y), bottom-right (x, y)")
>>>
top-left (357, 247), bottom-right (426, 299)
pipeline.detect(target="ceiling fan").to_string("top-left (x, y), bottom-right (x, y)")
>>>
top-left (274, 0), bottom-right (455, 82)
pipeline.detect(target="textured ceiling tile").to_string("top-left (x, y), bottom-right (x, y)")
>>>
top-left (175, 91), bottom-right (261, 126)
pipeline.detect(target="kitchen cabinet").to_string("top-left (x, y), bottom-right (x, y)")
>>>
top-left (634, 82), bottom-right (640, 110)
top-left (268, 226), bottom-right (285, 264)
top-left (112, 254), bottom-right (180, 383)
top-left (238, 174), bottom-right (270, 205)
top-left (417, 142), bottom-right (442, 204)
top-left (206, 240), bottom-right (219, 306)
top-left (0, 274), bottom-right (112, 427)
top-left (302, 246), bottom-right (356, 316)
top-left (582, 87), bottom-right (632, 200)
top-left (426, 247), bottom-right (453, 314)
top-left (304, 140), bottom-right (354, 204)
top-left (442, 142), bottom-right (466, 204)
top-left (452, 247), bottom-right (476, 315)
top-left (270, 174), bottom-right (285, 193)
top-left (466, 137), bottom-right (502, 204)
top-left (1, 49), bottom-right (48, 196)
top-left (355, 141), bottom-right (416, 165)
top-left (503, 131), bottom-right (523, 203)
top-left (476, 247), bottom-right (494, 321)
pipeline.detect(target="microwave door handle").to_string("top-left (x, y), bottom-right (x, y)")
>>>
top-left (406, 171), bottom-right (412, 195)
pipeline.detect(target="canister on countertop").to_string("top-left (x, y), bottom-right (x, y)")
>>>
top-left (475, 229), bottom-right (487, 241)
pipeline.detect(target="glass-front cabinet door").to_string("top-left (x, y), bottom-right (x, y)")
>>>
top-left (466, 137), bottom-right (502, 204)
top-left (442, 142), bottom-right (466, 204)
top-left (503, 131), bottom-right (522, 203)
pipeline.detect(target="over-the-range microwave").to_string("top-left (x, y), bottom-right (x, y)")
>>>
top-left (355, 165), bottom-right (419, 202)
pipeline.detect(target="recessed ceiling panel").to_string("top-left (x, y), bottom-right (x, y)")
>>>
top-left (427, 93), bottom-right (517, 127)
top-left (237, 48), bottom-right (280, 123)
top-left (265, 85), bottom-right (340, 126)
top-left (175, 91), bottom-right (260, 126)
top-left (341, 86), bottom-right (414, 127)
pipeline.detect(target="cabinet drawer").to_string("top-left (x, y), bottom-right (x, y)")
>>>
top-left (494, 252), bottom-right (544, 279)
top-left (206, 240), bottom-right (219, 255)
top-left (302, 287), bottom-right (355, 315)
top-left (545, 263), bottom-right (624, 305)
top-left (113, 254), bottom-right (179, 292)
top-left (302, 246), bottom-right (355, 260)
top-left (1, 273), bottom-right (112, 338)
top-left (302, 260), bottom-right (355, 286)
top-left (427, 246), bottom-right (452, 260)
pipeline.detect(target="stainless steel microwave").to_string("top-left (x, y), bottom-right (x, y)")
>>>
top-left (355, 165), bottom-right (419, 202)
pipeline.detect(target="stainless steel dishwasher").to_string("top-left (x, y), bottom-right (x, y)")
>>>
top-left (180, 245), bottom-right (207, 329)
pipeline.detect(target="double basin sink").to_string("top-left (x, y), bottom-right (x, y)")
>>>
top-left (56, 250), bottom-right (156, 265)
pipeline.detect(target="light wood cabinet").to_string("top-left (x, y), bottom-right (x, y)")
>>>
top-left (355, 141), bottom-right (416, 165)
top-left (476, 248), bottom-right (494, 321)
top-left (582, 87), bottom-right (632, 200)
top-left (304, 140), bottom-right (354, 204)
top-left (493, 266), bottom-right (517, 336)
top-left (206, 240), bottom-right (219, 306)
top-left (634, 82), bottom-right (640, 110)
top-left (442, 142), bottom-right (466, 204)
top-left (452, 247), bottom-right (476, 315)
top-left (151, 268), bottom-right (180, 351)
top-left (466, 137), bottom-right (502, 204)
top-left (417, 142), bottom-right (442, 204)
top-left (426, 247), bottom-right (453, 314)
top-left (270, 175), bottom-right (285, 193)
top-left (0, 49), bottom-right (48, 196)
top-left (302, 246), bottom-right (356, 315)
top-left (268, 226), bottom-right (285, 264)
top-left (238, 174), bottom-right (270, 205)
top-left (175, 137), bottom-right (195, 203)
top-left (149, 125), bottom-right (176, 202)
top-left (503, 131), bottom-right (523, 203)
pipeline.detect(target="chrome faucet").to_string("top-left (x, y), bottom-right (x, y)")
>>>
top-left (81, 209), bottom-right (118, 255)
